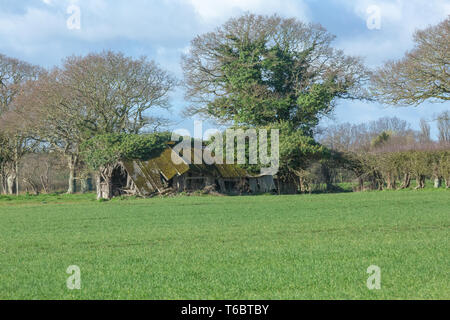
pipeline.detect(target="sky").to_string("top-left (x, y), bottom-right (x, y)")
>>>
top-left (0, 0), bottom-right (449, 138)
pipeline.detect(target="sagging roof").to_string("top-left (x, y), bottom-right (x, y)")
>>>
top-left (122, 147), bottom-right (189, 195)
top-left (185, 146), bottom-right (253, 178)
top-left (215, 164), bottom-right (249, 178)
top-left (122, 146), bottom-right (253, 195)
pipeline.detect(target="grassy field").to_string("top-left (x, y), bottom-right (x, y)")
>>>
top-left (0, 190), bottom-right (448, 299)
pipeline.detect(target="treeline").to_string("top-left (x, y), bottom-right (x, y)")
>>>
top-left (347, 147), bottom-right (450, 191)
top-left (297, 116), bottom-right (450, 192)
top-left (0, 51), bottom-right (176, 196)
top-left (277, 147), bottom-right (450, 194)
top-left (0, 13), bottom-right (449, 197)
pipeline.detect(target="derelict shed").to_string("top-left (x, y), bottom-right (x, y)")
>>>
top-left (121, 147), bottom-right (190, 196)
top-left (116, 146), bottom-right (253, 197)
top-left (99, 146), bottom-right (278, 199)
top-left (248, 175), bottom-right (277, 194)
top-left (177, 161), bottom-right (251, 193)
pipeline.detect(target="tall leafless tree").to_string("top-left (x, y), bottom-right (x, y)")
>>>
top-left (0, 53), bottom-right (41, 195)
top-left (371, 16), bottom-right (450, 106)
top-left (16, 51), bottom-right (176, 194)
top-left (436, 110), bottom-right (450, 143)
top-left (419, 118), bottom-right (431, 143)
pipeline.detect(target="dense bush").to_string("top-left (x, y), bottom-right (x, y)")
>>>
top-left (346, 149), bottom-right (450, 190)
top-left (81, 132), bottom-right (171, 170)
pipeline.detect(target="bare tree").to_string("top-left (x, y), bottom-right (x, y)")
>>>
top-left (371, 16), bottom-right (450, 106)
top-left (419, 118), bottom-right (431, 143)
top-left (17, 51), bottom-right (176, 194)
top-left (20, 151), bottom-right (65, 194)
top-left (436, 111), bottom-right (450, 143)
top-left (15, 71), bottom-right (85, 194)
top-left (0, 53), bottom-right (41, 195)
top-left (318, 117), bottom-right (415, 152)
top-left (61, 51), bottom-right (176, 134)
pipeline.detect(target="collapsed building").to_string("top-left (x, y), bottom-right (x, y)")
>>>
top-left (99, 146), bottom-right (281, 198)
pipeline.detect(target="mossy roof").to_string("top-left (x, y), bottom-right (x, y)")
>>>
top-left (122, 146), bottom-right (254, 195)
top-left (122, 148), bottom-right (190, 195)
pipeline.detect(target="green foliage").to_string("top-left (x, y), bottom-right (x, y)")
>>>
top-left (371, 131), bottom-right (392, 148)
top-left (437, 150), bottom-right (450, 179)
top-left (183, 15), bottom-right (370, 175)
top-left (276, 122), bottom-right (328, 174)
top-left (81, 132), bottom-right (171, 170)
top-left (218, 122), bottom-right (327, 176)
top-left (208, 39), bottom-right (344, 132)
top-left (295, 82), bottom-right (335, 131)
top-left (184, 14), bottom-right (369, 134)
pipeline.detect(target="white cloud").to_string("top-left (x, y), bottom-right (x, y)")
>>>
top-left (0, 0), bottom-right (447, 129)
top-left (351, 0), bottom-right (449, 33)
top-left (185, 0), bottom-right (310, 23)
top-left (333, 0), bottom-right (450, 67)
top-left (0, 7), bottom-right (65, 43)
top-left (0, 0), bottom-right (311, 69)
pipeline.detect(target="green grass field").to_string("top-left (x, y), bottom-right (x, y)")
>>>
top-left (0, 190), bottom-right (448, 299)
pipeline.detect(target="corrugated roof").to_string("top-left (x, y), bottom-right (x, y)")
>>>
top-left (122, 146), bottom-right (261, 195)
top-left (215, 164), bottom-right (248, 178)
top-left (153, 148), bottom-right (190, 180)
top-left (122, 148), bottom-right (189, 195)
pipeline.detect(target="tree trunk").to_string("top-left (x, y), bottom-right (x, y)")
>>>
top-left (40, 175), bottom-right (48, 194)
top-left (68, 166), bottom-right (76, 194)
top-left (415, 175), bottom-right (425, 189)
top-left (420, 175), bottom-right (425, 189)
top-left (39, 162), bottom-right (50, 194)
top-left (299, 176), bottom-right (306, 193)
top-left (434, 177), bottom-right (442, 188)
top-left (0, 177), bottom-right (5, 195)
top-left (321, 164), bottom-right (332, 191)
top-left (67, 155), bottom-right (78, 194)
top-left (101, 177), bottom-right (113, 200)
top-left (400, 173), bottom-right (411, 189)
top-left (96, 168), bottom-right (113, 200)
top-left (0, 166), bottom-right (7, 195)
top-left (80, 178), bottom-right (88, 194)
top-left (7, 174), bottom-right (16, 195)
top-left (96, 174), bottom-right (102, 200)
top-left (15, 157), bottom-right (19, 196)
top-left (369, 175), bottom-right (377, 190)
top-left (80, 175), bottom-right (92, 193)
top-left (385, 172), bottom-right (397, 190)
top-left (23, 178), bottom-right (39, 195)
top-left (277, 177), bottom-right (281, 195)
top-left (357, 177), bottom-right (364, 192)
top-left (10, 146), bottom-right (20, 196)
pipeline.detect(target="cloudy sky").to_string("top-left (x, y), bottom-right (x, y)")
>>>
top-left (0, 0), bottom-right (449, 137)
